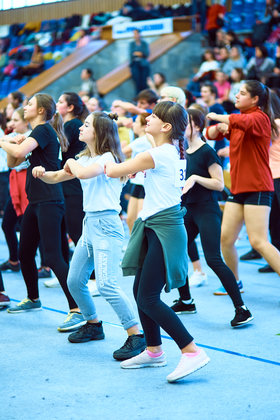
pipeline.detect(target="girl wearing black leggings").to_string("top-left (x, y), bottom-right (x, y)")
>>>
top-left (171, 108), bottom-right (253, 327)
top-left (0, 94), bottom-right (84, 332)
top-left (106, 101), bottom-right (210, 383)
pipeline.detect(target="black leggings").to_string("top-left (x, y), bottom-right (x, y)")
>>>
top-left (133, 228), bottom-right (193, 349)
top-left (2, 198), bottom-right (22, 262)
top-left (64, 194), bottom-right (84, 245)
top-left (19, 201), bottom-right (77, 309)
top-left (179, 201), bottom-right (244, 308)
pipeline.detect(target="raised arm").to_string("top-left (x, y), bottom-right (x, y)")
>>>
top-left (207, 112), bottom-right (230, 125)
top-left (105, 151), bottom-right (155, 178)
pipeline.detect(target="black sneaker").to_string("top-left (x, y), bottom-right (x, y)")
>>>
top-left (68, 321), bottom-right (105, 343)
top-left (38, 267), bottom-right (52, 278)
top-left (258, 264), bottom-right (275, 273)
top-left (0, 260), bottom-right (20, 272)
top-left (171, 298), bottom-right (197, 314)
top-left (231, 307), bottom-right (254, 328)
top-left (113, 334), bottom-right (146, 361)
top-left (240, 249), bottom-right (261, 261)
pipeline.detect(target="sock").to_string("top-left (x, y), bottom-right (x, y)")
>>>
top-left (182, 298), bottom-right (193, 304)
top-left (183, 350), bottom-right (200, 358)
top-left (146, 349), bottom-right (163, 358)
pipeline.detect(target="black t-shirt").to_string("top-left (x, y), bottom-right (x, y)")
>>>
top-left (62, 118), bottom-right (84, 196)
top-left (26, 123), bottom-right (64, 204)
top-left (181, 143), bottom-right (222, 206)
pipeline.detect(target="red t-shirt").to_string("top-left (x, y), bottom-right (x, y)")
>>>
top-left (206, 107), bottom-right (274, 194)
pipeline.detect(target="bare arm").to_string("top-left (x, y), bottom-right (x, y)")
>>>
top-left (0, 136), bottom-right (38, 168)
top-left (113, 100), bottom-right (148, 115)
top-left (122, 144), bottom-right (133, 158)
top-left (105, 151), bottom-right (155, 178)
top-left (32, 166), bottom-right (75, 184)
top-left (66, 158), bottom-right (104, 179)
top-left (182, 163), bottom-right (224, 194)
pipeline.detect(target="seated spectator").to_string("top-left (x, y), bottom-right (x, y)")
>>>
top-left (215, 29), bottom-right (226, 49)
top-left (0, 47), bottom-right (7, 71)
top-left (76, 29), bottom-right (91, 48)
top-left (16, 45), bottom-right (44, 78)
top-left (147, 72), bottom-right (168, 95)
top-left (112, 88), bottom-right (158, 116)
top-left (110, 99), bottom-right (132, 147)
top-left (216, 46), bottom-right (230, 68)
top-left (187, 49), bottom-right (219, 97)
top-left (224, 30), bottom-right (244, 50)
top-left (86, 97), bottom-right (102, 113)
top-left (228, 67), bottom-right (245, 103)
top-left (78, 68), bottom-right (99, 98)
top-left (246, 45), bottom-right (275, 81)
top-left (222, 45), bottom-right (247, 76)
top-left (214, 70), bottom-right (231, 103)
top-left (159, 86), bottom-right (186, 107)
top-left (266, 41), bottom-right (280, 88)
top-left (7, 91), bottom-right (26, 108)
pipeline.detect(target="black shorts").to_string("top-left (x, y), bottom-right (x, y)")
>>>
top-left (227, 191), bottom-right (273, 207)
top-left (130, 184), bottom-right (145, 199)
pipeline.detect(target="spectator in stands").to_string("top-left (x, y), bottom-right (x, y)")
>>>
top-left (246, 45), bottom-right (275, 82)
top-left (217, 46), bottom-right (230, 69)
top-left (0, 46), bottom-right (7, 71)
top-left (228, 68), bottom-right (245, 104)
top-left (129, 29), bottom-right (150, 94)
top-left (111, 100), bottom-right (132, 147)
top-left (147, 72), bottom-right (168, 95)
top-left (87, 97), bottom-right (102, 113)
top-left (200, 81), bottom-right (227, 162)
top-left (159, 86), bottom-right (186, 107)
top-left (224, 30), bottom-right (244, 50)
top-left (205, 0), bottom-right (226, 47)
top-left (187, 49), bottom-right (219, 97)
top-left (222, 45), bottom-right (247, 76)
top-left (76, 29), bottom-right (91, 48)
top-left (265, 41), bottom-right (280, 88)
top-left (16, 45), bottom-right (44, 78)
top-left (7, 91), bottom-right (26, 109)
top-left (78, 68), bottom-right (99, 98)
top-left (215, 29), bottom-right (226, 49)
top-left (113, 89), bottom-right (158, 116)
top-left (214, 70), bottom-right (231, 103)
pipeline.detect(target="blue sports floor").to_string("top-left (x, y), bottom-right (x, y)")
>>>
top-left (1, 225), bottom-right (280, 420)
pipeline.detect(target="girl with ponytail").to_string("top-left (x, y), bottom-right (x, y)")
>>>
top-left (207, 80), bottom-right (280, 295)
top-left (105, 101), bottom-right (210, 383)
top-left (0, 93), bottom-right (81, 329)
top-left (171, 108), bottom-right (253, 328)
top-left (32, 111), bottom-right (146, 360)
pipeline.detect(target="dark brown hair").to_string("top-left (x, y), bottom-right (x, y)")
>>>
top-left (187, 108), bottom-right (206, 142)
top-left (63, 92), bottom-right (89, 122)
top-left (152, 101), bottom-right (188, 159)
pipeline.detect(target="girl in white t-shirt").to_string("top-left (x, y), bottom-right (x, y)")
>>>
top-left (105, 101), bottom-right (210, 383)
top-left (32, 111), bottom-right (145, 361)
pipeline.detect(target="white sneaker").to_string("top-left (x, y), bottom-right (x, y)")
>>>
top-left (44, 277), bottom-right (60, 288)
top-left (88, 280), bottom-right (100, 297)
top-left (189, 270), bottom-right (208, 287)
top-left (120, 349), bottom-right (167, 369)
top-left (166, 349), bottom-right (210, 383)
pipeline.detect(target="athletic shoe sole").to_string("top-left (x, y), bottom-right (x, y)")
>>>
top-left (57, 320), bottom-right (87, 332)
top-left (121, 361), bottom-right (167, 369)
top-left (167, 357), bottom-right (210, 383)
top-left (7, 307), bottom-right (42, 314)
top-left (231, 316), bottom-right (254, 328)
top-left (174, 310), bottom-right (197, 314)
top-left (68, 334), bottom-right (105, 343)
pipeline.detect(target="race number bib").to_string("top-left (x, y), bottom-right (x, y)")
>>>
top-left (174, 160), bottom-right (187, 187)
